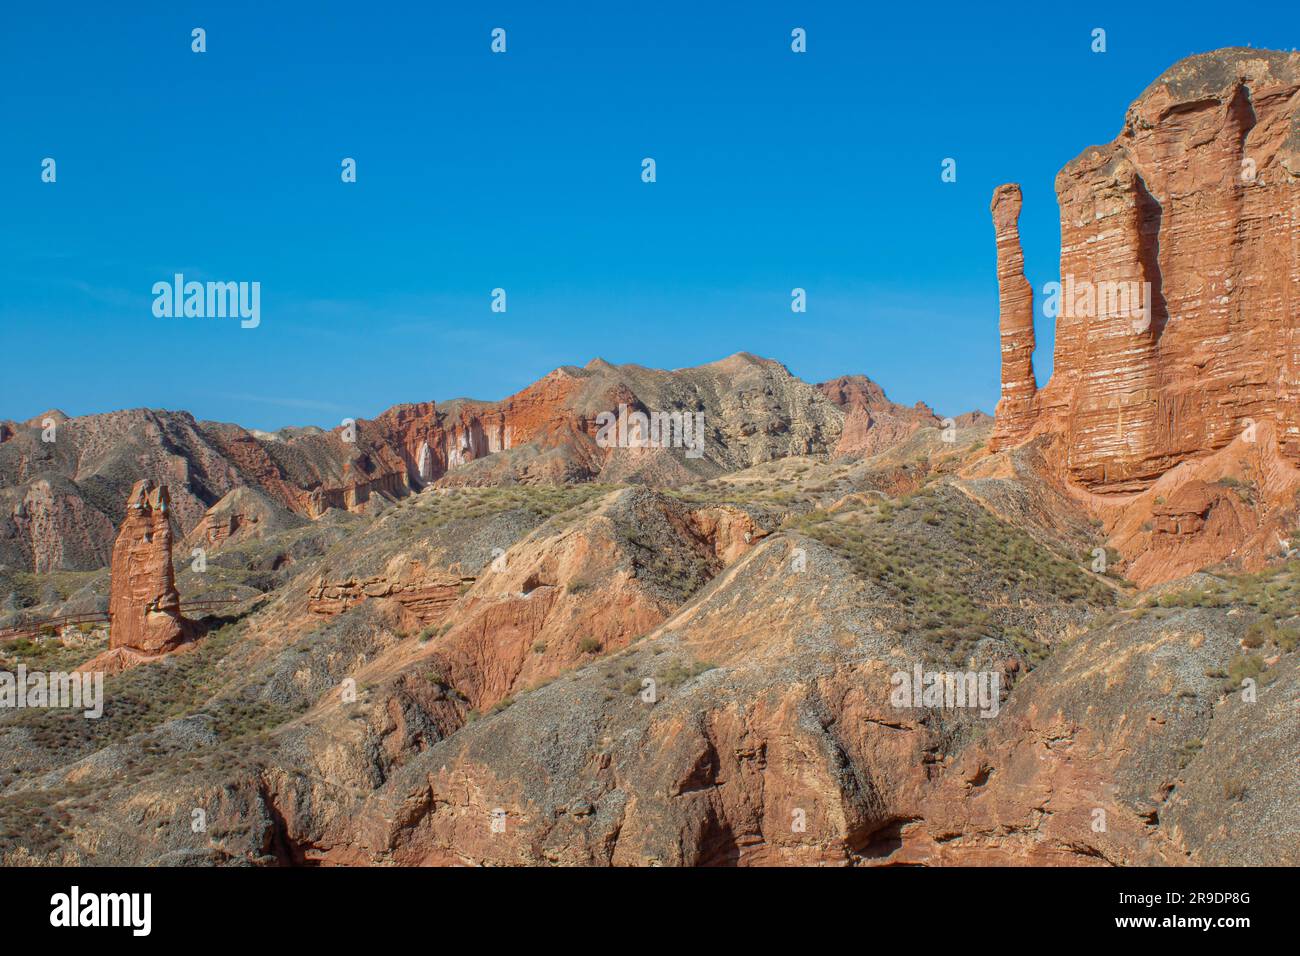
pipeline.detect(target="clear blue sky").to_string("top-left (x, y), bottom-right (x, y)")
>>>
top-left (2, 2), bottom-right (1295, 429)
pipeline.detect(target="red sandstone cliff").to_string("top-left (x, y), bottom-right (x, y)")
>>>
top-left (992, 49), bottom-right (1300, 488)
top-left (988, 48), bottom-right (1300, 584)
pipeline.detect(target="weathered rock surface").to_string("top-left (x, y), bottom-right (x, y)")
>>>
top-left (184, 486), bottom-right (308, 554)
top-left (816, 375), bottom-right (944, 459)
top-left (988, 48), bottom-right (1300, 584)
top-left (994, 48), bottom-right (1300, 484)
top-left (1, 444), bottom-right (1295, 867)
top-left (105, 480), bottom-right (187, 654)
top-left (989, 184), bottom-right (1038, 451)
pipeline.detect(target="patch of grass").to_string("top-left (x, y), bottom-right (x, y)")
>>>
top-left (1226, 652), bottom-right (1265, 688)
top-left (788, 487), bottom-right (1110, 664)
top-left (657, 660), bottom-right (716, 689)
top-left (0, 623), bottom-right (305, 759)
top-left (409, 485), bottom-right (617, 532)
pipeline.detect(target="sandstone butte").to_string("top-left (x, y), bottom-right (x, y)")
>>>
top-left (986, 48), bottom-right (1300, 585)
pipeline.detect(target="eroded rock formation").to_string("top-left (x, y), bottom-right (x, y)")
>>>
top-left (817, 375), bottom-right (944, 459)
top-left (308, 572), bottom-right (474, 621)
top-left (991, 49), bottom-right (1300, 492)
top-left (107, 480), bottom-right (188, 654)
top-left (985, 48), bottom-right (1300, 584)
top-left (0, 356), bottom-right (849, 572)
top-left (989, 184), bottom-right (1038, 451)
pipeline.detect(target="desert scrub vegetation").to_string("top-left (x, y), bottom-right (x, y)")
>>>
top-left (410, 484), bottom-right (616, 531)
top-left (1214, 476), bottom-right (1256, 504)
top-left (657, 659), bottom-right (716, 689)
top-left (1, 569), bottom-right (104, 613)
top-left (663, 481), bottom-right (818, 512)
top-left (620, 528), bottom-right (715, 603)
top-left (788, 485), bottom-right (1113, 663)
top-left (417, 622), bottom-right (452, 642)
top-left (1142, 560), bottom-right (1300, 660)
top-left (0, 629), bottom-right (109, 674)
top-left (0, 623), bottom-right (306, 759)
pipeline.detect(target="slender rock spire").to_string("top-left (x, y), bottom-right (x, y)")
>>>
top-left (989, 184), bottom-right (1039, 450)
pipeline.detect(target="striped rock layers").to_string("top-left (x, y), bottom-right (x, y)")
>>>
top-left (991, 49), bottom-right (1300, 493)
top-left (107, 480), bottom-right (188, 653)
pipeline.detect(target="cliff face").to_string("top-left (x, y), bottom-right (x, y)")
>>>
top-left (993, 49), bottom-right (1300, 492)
top-left (986, 48), bottom-right (1300, 585)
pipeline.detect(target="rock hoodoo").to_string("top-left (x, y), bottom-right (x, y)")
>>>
top-left (107, 479), bottom-right (188, 654)
top-left (989, 184), bottom-right (1038, 451)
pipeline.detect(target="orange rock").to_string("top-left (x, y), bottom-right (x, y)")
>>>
top-left (989, 184), bottom-right (1037, 451)
top-left (817, 375), bottom-right (942, 458)
top-left (992, 49), bottom-right (1300, 492)
top-left (106, 480), bottom-right (188, 654)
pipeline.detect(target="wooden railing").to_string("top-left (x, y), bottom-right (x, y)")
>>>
top-left (0, 599), bottom-right (240, 643)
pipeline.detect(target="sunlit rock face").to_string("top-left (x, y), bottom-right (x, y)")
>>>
top-left (107, 479), bottom-right (187, 654)
top-left (992, 48), bottom-right (1300, 494)
top-left (989, 184), bottom-right (1038, 452)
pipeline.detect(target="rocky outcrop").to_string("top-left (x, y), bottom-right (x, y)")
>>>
top-left (991, 49), bottom-right (1300, 492)
top-left (989, 185), bottom-right (1038, 451)
top-left (816, 375), bottom-right (942, 458)
top-left (0, 355), bottom-right (851, 571)
top-left (983, 49), bottom-right (1300, 584)
top-left (5, 450), bottom-right (1295, 867)
top-left (184, 485), bottom-right (308, 553)
top-left (307, 573), bottom-right (473, 621)
top-left (106, 480), bottom-right (188, 654)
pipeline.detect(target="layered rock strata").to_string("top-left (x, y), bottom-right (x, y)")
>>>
top-left (107, 480), bottom-right (188, 654)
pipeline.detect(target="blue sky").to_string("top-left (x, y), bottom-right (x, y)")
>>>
top-left (2, 2), bottom-right (1296, 429)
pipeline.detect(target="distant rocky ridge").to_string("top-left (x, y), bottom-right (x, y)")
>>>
top-left (0, 356), bottom-right (950, 574)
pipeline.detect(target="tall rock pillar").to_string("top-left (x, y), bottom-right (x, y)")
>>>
top-left (108, 479), bottom-right (187, 653)
top-left (989, 184), bottom-right (1039, 450)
